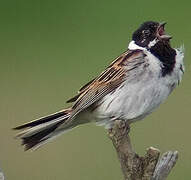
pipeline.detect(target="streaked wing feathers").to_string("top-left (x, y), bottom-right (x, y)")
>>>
top-left (67, 49), bottom-right (144, 118)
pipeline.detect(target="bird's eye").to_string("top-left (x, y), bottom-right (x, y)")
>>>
top-left (142, 30), bottom-right (150, 36)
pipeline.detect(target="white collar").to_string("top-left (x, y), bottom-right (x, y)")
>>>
top-left (128, 39), bottom-right (159, 51)
top-left (128, 41), bottom-right (146, 50)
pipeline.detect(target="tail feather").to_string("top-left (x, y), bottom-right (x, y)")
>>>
top-left (14, 109), bottom-right (73, 151)
top-left (13, 110), bottom-right (69, 130)
top-left (22, 121), bottom-right (63, 150)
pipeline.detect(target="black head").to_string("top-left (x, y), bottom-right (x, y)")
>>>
top-left (132, 21), bottom-right (172, 48)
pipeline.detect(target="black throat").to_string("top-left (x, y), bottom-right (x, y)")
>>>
top-left (149, 41), bottom-right (176, 76)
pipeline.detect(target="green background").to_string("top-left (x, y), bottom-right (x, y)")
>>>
top-left (0, 0), bottom-right (190, 179)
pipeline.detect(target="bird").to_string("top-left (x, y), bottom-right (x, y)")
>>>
top-left (14, 21), bottom-right (184, 151)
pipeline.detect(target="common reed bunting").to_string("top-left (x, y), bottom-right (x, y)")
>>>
top-left (14, 21), bottom-right (184, 150)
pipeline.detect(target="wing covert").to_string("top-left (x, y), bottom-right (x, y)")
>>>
top-left (67, 49), bottom-right (146, 119)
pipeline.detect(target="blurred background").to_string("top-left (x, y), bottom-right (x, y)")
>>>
top-left (0, 0), bottom-right (190, 179)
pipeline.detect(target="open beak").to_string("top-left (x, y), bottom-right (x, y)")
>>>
top-left (157, 22), bottom-right (172, 41)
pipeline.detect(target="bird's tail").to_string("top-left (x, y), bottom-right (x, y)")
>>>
top-left (13, 109), bottom-right (74, 151)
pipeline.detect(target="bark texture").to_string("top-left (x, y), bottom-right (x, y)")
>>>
top-left (108, 120), bottom-right (178, 180)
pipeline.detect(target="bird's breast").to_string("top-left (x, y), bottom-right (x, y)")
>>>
top-left (94, 68), bottom-right (178, 124)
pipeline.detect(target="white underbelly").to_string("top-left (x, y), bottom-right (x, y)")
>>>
top-left (95, 77), bottom-right (173, 123)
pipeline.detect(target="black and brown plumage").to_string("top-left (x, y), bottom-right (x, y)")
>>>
top-left (14, 21), bottom-right (184, 150)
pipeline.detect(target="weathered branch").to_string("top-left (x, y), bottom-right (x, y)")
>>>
top-left (108, 120), bottom-right (178, 180)
top-left (152, 151), bottom-right (178, 180)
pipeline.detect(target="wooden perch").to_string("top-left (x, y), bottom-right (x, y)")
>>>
top-left (108, 120), bottom-right (178, 180)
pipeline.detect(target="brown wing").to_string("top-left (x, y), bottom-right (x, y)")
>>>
top-left (66, 78), bottom-right (96, 103)
top-left (67, 49), bottom-right (145, 119)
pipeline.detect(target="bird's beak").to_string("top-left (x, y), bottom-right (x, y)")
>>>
top-left (157, 22), bottom-right (172, 41)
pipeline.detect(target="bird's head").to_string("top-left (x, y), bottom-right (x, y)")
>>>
top-left (132, 21), bottom-right (172, 49)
